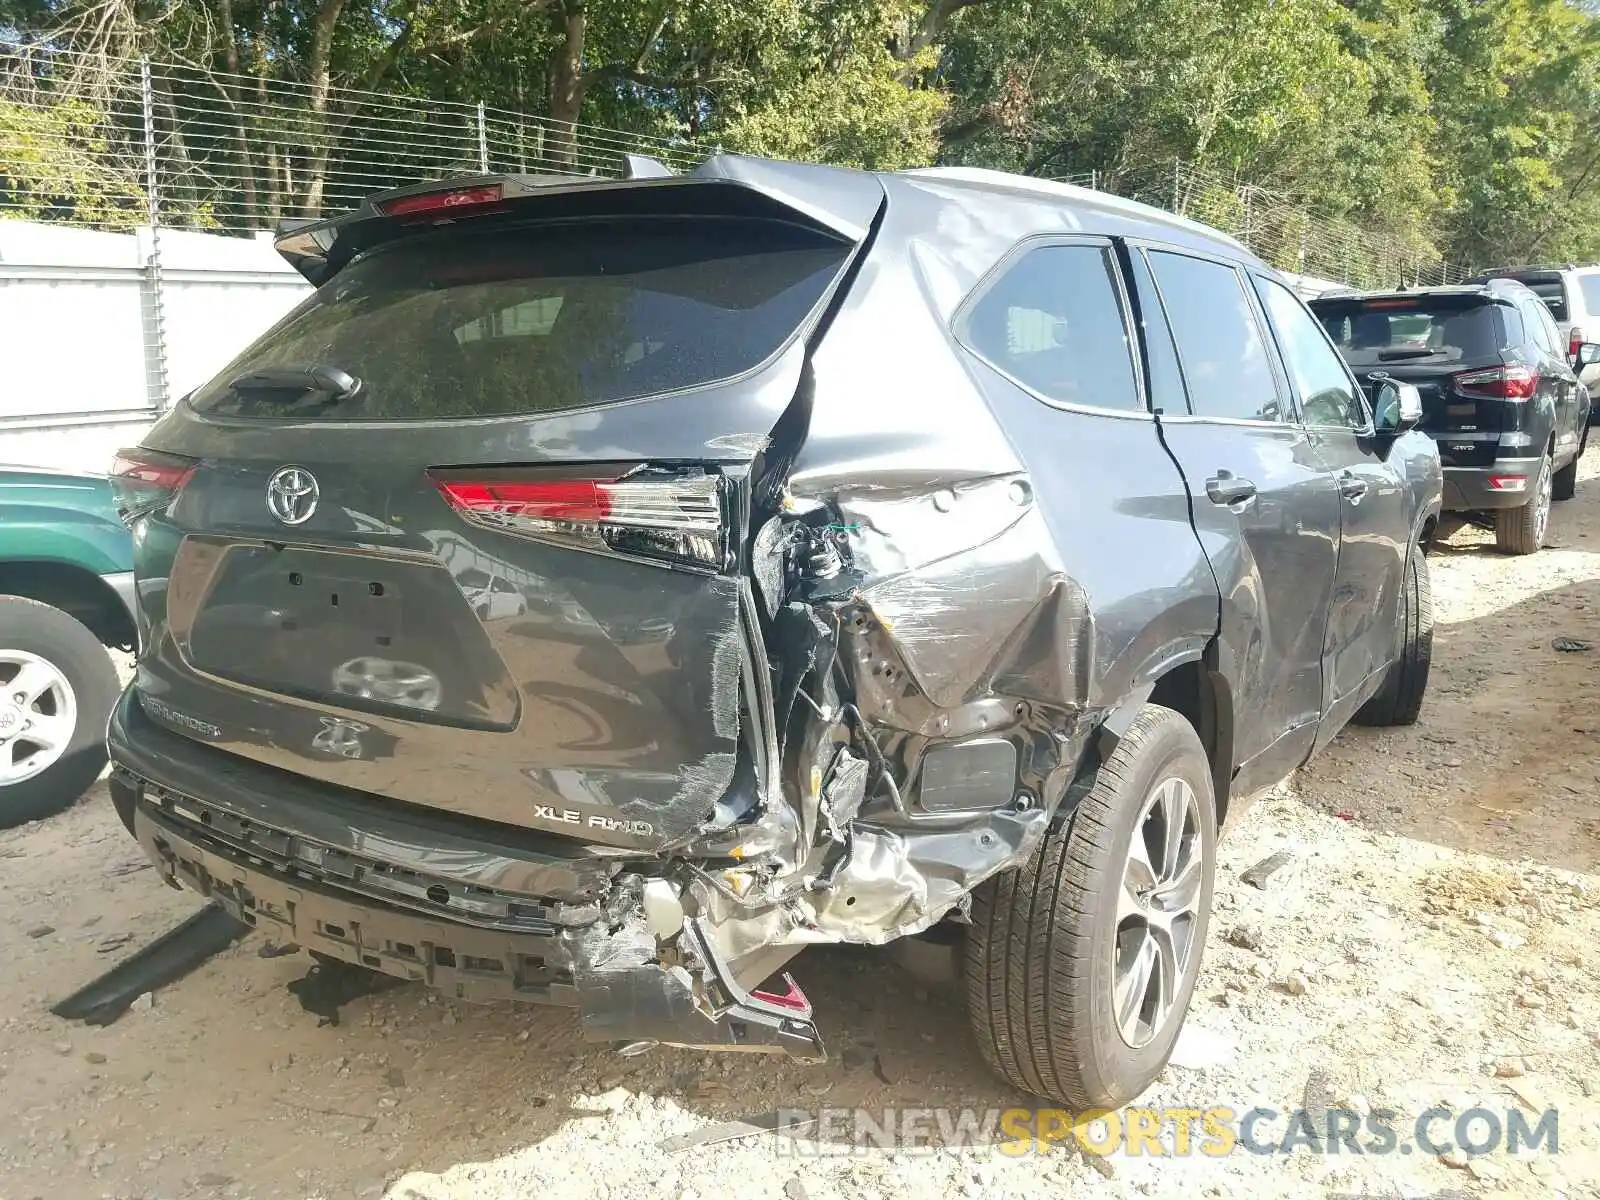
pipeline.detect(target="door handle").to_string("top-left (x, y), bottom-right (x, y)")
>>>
top-left (1206, 471), bottom-right (1258, 506)
top-left (1338, 471), bottom-right (1368, 502)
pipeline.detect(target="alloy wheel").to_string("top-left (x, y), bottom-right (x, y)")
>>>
top-left (0, 649), bottom-right (79, 786)
top-left (1113, 775), bottom-right (1203, 1048)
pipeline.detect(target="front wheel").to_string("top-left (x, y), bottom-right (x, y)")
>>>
top-left (965, 704), bottom-right (1216, 1108)
top-left (0, 596), bottom-right (119, 829)
top-left (1494, 453), bottom-right (1552, 554)
top-left (1354, 545), bottom-right (1433, 726)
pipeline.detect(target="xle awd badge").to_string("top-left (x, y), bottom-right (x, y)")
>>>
top-left (266, 466), bottom-right (319, 526)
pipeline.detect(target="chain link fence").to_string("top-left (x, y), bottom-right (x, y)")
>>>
top-left (1071, 159), bottom-right (1469, 290)
top-left (2, 42), bottom-right (699, 236)
top-left (4, 40), bottom-right (1465, 288)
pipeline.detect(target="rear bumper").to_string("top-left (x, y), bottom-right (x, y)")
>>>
top-left (106, 689), bottom-right (824, 1060)
top-left (1442, 457), bottom-right (1544, 511)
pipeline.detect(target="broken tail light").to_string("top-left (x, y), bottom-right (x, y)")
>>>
top-left (110, 448), bottom-right (197, 525)
top-left (1453, 365), bottom-right (1537, 400)
top-left (431, 468), bottom-right (726, 571)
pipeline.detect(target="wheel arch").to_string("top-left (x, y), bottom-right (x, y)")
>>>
top-left (1094, 642), bottom-right (1236, 827)
top-left (0, 561), bottom-right (134, 652)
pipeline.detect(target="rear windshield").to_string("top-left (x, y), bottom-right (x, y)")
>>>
top-left (1519, 278), bottom-right (1569, 322)
top-left (189, 218), bottom-right (850, 421)
top-left (1312, 298), bottom-right (1503, 367)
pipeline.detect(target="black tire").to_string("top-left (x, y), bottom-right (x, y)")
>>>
top-left (1494, 452), bottom-right (1552, 555)
top-left (965, 704), bottom-right (1216, 1108)
top-left (1553, 428), bottom-right (1585, 501)
top-left (0, 596), bottom-right (119, 829)
top-left (1354, 545), bottom-right (1433, 727)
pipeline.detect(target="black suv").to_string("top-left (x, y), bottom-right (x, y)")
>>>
top-left (105, 155), bottom-right (1442, 1109)
top-left (1311, 281), bottom-right (1592, 554)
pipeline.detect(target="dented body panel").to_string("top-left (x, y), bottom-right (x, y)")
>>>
top-left (107, 154), bottom-right (1440, 1059)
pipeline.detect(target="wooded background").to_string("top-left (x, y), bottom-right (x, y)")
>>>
top-left (5, 0), bottom-right (1600, 272)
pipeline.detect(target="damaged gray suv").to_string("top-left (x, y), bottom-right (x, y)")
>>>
top-left (106, 154), bottom-right (1442, 1108)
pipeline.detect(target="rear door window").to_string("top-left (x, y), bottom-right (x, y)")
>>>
top-left (1146, 250), bottom-right (1285, 422)
top-left (189, 219), bottom-right (851, 421)
top-left (960, 242), bottom-right (1140, 410)
top-left (1314, 299), bottom-right (1503, 367)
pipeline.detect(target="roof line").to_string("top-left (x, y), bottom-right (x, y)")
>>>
top-left (897, 166), bottom-right (1251, 255)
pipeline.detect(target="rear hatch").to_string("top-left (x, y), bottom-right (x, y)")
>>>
top-left (118, 173), bottom-right (877, 850)
top-left (1313, 293), bottom-right (1513, 467)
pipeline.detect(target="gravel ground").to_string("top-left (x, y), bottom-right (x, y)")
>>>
top-left (5, 462), bottom-right (1600, 1200)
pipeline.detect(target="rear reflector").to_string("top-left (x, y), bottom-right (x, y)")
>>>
top-left (110, 448), bottom-right (197, 524)
top-left (379, 184), bottom-right (504, 219)
top-left (1488, 475), bottom-right (1528, 492)
top-left (1454, 365), bottom-right (1537, 400)
top-left (431, 469), bottom-right (725, 570)
top-left (750, 974), bottom-right (813, 1017)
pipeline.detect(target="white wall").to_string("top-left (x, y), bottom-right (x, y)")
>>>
top-left (0, 221), bottom-right (310, 472)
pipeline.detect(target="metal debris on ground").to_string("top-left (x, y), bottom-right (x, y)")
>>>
top-left (1240, 850), bottom-right (1297, 889)
top-left (1552, 636), bottom-right (1592, 652)
top-left (50, 904), bottom-right (251, 1026)
top-left (659, 1112), bottom-right (817, 1153)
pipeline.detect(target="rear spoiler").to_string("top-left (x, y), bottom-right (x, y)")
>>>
top-left (273, 152), bottom-right (884, 286)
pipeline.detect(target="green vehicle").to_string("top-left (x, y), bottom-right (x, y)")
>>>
top-left (0, 465), bottom-right (133, 827)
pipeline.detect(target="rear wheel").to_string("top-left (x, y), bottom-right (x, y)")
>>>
top-left (965, 705), bottom-right (1216, 1107)
top-left (0, 596), bottom-right (119, 829)
top-left (1354, 545), bottom-right (1432, 726)
top-left (1494, 453), bottom-right (1552, 555)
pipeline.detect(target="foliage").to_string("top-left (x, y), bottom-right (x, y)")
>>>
top-left (0, 95), bottom-right (142, 226)
top-left (5, 0), bottom-right (1600, 267)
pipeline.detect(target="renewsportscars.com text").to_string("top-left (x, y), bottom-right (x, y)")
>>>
top-left (772, 1105), bottom-right (1559, 1158)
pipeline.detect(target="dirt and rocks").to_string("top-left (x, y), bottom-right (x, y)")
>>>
top-left (5, 466), bottom-right (1600, 1200)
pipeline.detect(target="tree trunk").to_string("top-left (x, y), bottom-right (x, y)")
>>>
top-left (300, 0), bottom-right (349, 217)
top-left (215, 0), bottom-right (259, 225)
top-left (547, 0), bottom-right (586, 169)
top-left (257, 69), bottom-right (283, 223)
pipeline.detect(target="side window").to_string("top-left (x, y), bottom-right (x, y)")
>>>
top-left (1255, 277), bottom-right (1368, 429)
top-left (1126, 250), bottom-right (1188, 414)
top-left (962, 243), bottom-right (1140, 410)
top-left (1537, 303), bottom-right (1566, 358)
top-left (1147, 251), bottom-right (1284, 422)
top-left (1519, 298), bottom-right (1556, 355)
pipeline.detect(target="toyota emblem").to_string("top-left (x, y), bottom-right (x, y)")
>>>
top-left (266, 466), bottom-right (319, 525)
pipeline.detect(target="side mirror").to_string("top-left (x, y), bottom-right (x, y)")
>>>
top-left (1578, 342), bottom-right (1600, 366)
top-left (1374, 380), bottom-right (1423, 435)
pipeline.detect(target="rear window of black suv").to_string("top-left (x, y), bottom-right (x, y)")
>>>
top-left (1314, 296), bottom-right (1505, 367)
top-left (189, 218), bottom-right (851, 421)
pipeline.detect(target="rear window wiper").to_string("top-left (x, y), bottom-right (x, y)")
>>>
top-left (227, 363), bottom-right (363, 403)
top-left (1375, 347), bottom-right (1440, 360)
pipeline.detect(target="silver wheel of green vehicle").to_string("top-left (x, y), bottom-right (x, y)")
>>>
top-left (1495, 453), bottom-right (1552, 555)
top-left (0, 597), bottom-right (119, 829)
top-left (965, 704), bottom-right (1216, 1107)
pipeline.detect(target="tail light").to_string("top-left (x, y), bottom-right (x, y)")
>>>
top-left (110, 448), bottom-right (197, 524)
top-left (431, 467), bottom-right (725, 571)
top-left (1453, 365), bottom-right (1537, 400)
top-left (379, 184), bottom-right (504, 220)
top-left (1571, 326), bottom-right (1585, 360)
